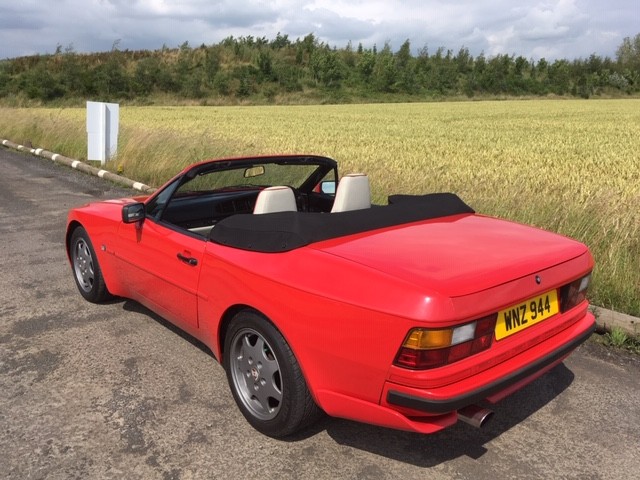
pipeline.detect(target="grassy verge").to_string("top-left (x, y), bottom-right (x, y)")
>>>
top-left (1, 100), bottom-right (639, 316)
top-left (592, 327), bottom-right (640, 355)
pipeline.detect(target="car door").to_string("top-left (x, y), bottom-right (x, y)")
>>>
top-left (115, 218), bottom-right (205, 330)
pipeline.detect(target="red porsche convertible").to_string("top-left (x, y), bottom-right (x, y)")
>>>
top-left (66, 154), bottom-right (595, 437)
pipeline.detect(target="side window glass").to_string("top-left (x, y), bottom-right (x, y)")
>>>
top-left (146, 178), bottom-right (180, 220)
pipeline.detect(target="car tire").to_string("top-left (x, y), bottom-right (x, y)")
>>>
top-left (70, 226), bottom-right (112, 303)
top-left (224, 310), bottom-right (322, 438)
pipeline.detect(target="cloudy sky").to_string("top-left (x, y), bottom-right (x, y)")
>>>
top-left (0, 0), bottom-right (637, 61)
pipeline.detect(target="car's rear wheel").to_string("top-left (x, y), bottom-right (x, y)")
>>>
top-left (70, 226), bottom-right (111, 303)
top-left (224, 311), bottom-right (322, 438)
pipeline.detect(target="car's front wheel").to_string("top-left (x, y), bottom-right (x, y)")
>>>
top-left (70, 226), bottom-right (111, 303)
top-left (224, 311), bottom-right (322, 438)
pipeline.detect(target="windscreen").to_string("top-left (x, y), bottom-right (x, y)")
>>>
top-left (175, 162), bottom-right (321, 196)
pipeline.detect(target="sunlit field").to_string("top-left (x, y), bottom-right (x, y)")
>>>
top-left (1, 99), bottom-right (638, 315)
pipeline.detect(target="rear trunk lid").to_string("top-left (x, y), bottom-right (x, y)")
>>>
top-left (311, 214), bottom-right (587, 297)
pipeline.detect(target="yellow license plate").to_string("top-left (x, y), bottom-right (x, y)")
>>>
top-left (495, 290), bottom-right (559, 340)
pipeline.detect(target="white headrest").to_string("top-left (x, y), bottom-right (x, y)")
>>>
top-left (331, 174), bottom-right (371, 212)
top-left (253, 186), bottom-right (297, 214)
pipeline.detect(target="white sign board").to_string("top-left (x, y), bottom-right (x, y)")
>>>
top-left (87, 101), bottom-right (119, 165)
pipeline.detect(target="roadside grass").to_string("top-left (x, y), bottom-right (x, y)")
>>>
top-left (1, 99), bottom-right (639, 316)
top-left (597, 327), bottom-right (640, 354)
top-left (607, 327), bottom-right (630, 348)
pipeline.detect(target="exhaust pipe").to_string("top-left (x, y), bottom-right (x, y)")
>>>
top-left (457, 405), bottom-right (494, 428)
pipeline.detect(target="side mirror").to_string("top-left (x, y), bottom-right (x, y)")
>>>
top-left (122, 202), bottom-right (145, 223)
top-left (320, 180), bottom-right (336, 195)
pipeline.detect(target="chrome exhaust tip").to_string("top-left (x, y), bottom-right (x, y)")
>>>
top-left (457, 405), bottom-right (494, 428)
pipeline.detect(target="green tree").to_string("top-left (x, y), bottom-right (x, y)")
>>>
top-left (57, 45), bottom-right (87, 95)
top-left (372, 42), bottom-right (397, 92)
top-left (342, 41), bottom-right (356, 68)
top-left (425, 47), bottom-right (457, 94)
top-left (548, 59), bottom-right (571, 95)
top-left (295, 33), bottom-right (317, 67)
top-left (356, 50), bottom-right (376, 83)
top-left (310, 48), bottom-right (345, 88)
top-left (94, 52), bottom-right (131, 99)
top-left (270, 32), bottom-right (291, 50)
top-left (133, 57), bottom-right (162, 96)
top-left (395, 39), bottom-right (417, 93)
top-left (213, 71), bottom-right (231, 95)
top-left (616, 34), bottom-right (640, 69)
top-left (615, 33), bottom-right (640, 91)
top-left (256, 50), bottom-right (273, 80)
top-left (231, 65), bottom-right (259, 97)
top-left (182, 73), bottom-right (205, 98)
top-left (455, 47), bottom-right (473, 75)
top-left (0, 61), bottom-right (11, 97)
top-left (22, 63), bottom-right (65, 100)
top-left (204, 47), bottom-right (221, 86)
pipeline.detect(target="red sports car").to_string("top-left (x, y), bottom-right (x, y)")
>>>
top-left (66, 154), bottom-right (595, 437)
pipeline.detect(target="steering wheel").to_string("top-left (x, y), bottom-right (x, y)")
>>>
top-left (289, 186), bottom-right (309, 212)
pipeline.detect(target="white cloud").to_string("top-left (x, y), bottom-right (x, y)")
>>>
top-left (0, 0), bottom-right (637, 60)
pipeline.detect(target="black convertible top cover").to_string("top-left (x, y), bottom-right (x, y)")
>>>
top-left (210, 193), bottom-right (474, 252)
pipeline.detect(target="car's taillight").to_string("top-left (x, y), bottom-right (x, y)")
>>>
top-left (394, 314), bottom-right (497, 369)
top-left (560, 272), bottom-right (591, 312)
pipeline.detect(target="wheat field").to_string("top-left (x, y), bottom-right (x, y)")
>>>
top-left (1, 99), bottom-right (639, 315)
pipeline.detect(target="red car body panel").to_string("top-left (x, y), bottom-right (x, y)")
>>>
top-left (314, 214), bottom-right (588, 298)
top-left (66, 157), bottom-right (595, 435)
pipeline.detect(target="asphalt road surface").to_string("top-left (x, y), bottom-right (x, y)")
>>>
top-left (1, 147), bottom-right (639, 480)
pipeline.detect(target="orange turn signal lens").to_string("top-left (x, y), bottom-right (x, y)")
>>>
top-left (404, 329), bottom-right (453, 349)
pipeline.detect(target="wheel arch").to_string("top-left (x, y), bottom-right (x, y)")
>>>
top-left (216, 303), bottom-right (323, 405)
top-left (65, 220), bottom-right (83, 260)
top-left (217, 304), bottom-right (269, 365)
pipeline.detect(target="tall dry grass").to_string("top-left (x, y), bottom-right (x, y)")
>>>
top-left (1, 100), bottom-right (638, 315)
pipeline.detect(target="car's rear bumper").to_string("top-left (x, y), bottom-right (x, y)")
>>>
top-left (314, 309), bottom-right (595, 434)
top-left (385, 317), bottom-right (594, 413)
top-left (382, 310), bottom-right (595, 417)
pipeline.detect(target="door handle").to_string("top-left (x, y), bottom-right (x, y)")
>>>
top-left (177, 252), bottom-right (198, 266)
